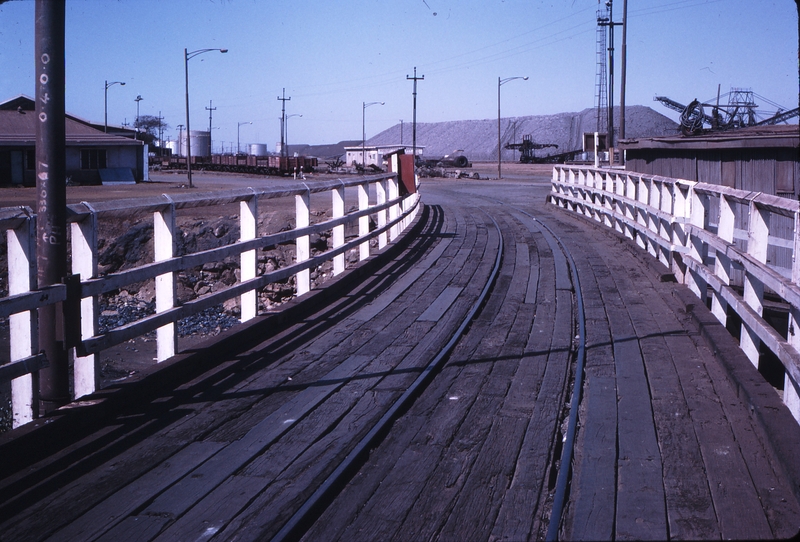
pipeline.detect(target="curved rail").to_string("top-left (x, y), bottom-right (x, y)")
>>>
top-left (481, 200), bottom-right (587, 541)
top-left (271, 215), bottom-right (505, 542)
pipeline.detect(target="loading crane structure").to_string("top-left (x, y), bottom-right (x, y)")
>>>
top-left (655, 89), bottom-right (799, 136)
top-left (504, 135), bottom-right (559, 163)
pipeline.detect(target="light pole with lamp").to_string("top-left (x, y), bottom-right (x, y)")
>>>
top-left (185, 47), bottom-right (228, 188)
top-left (362, 101), bottom-right (384, 169)
top-left (497, 76), bottom-right (527, 179)
top-left (285, 113), bottom-right (302, 156)
top-left (237, 121), bottom-right (252, 155)
top-left (104, 80), bottom-right (125, 133)
top-left (134, 94), bottom-right (143, 140)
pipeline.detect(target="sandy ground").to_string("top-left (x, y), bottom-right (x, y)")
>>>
top-left (0, 161), bottom-right (553, 207)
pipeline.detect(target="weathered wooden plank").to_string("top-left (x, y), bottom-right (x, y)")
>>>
top-left (613, 337), bottom-right (668, 540)
top-left (416, 286), bottom-right (464, 322)
top-left (46, 440), bottom-right (224, 542)
top-left (140, 354), bottom-right (375, 520)
top-left (95, 515), bottom-right (171, 542)
top-left (566, 373), bottom-right (617, 541)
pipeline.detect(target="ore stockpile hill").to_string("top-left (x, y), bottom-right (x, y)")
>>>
top-left (367, 105), bottom-right (678, 161)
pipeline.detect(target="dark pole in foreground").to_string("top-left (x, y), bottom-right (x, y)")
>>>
top-left (35, 0), bottom-right (69, 413)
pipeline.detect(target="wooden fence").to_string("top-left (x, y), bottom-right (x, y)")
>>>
top-left (550, 165), bottom-right (800, 423)
top-left (0, 171), bottom-right (420, 427)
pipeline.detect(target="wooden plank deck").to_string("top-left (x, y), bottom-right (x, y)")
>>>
top-left (0, 177), bottom-right (798, 541)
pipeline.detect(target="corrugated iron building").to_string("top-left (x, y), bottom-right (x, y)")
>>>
top-left (619, 124), bottom-right (799, 199)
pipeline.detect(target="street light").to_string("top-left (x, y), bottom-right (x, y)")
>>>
top-left (104, 80), bottom-right (125, 133)
top-left (237, 121), bottom-right (252, 155)
top-left (285, 114), bottom-right (302, 157)
top-left (498, 76), bottom-right (527, 179)
top-left (185, 47), bottom-right (228, 188)
top-left (362, 101), bottom-right (384, 169)
top-left (134, 95), bottom-right (143, 140)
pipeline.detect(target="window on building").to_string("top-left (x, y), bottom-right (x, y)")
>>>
top-left (81, 149), bottom-right (107, 169)
top-left (25, 149), bottom-right (35, 170)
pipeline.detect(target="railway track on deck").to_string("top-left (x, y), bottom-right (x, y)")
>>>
top-left (294, 188), bottom-right (585, 541)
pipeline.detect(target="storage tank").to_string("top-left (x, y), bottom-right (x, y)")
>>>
top-left (165, 140), bottom-right (180, 157)
top-left (249, 143), bottom-right (268, 156)
top-left (180, 130), bottom-right (211, 157)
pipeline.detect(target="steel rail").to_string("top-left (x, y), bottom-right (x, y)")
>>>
top-left (522, 210), bottom-right (586, 542)
top-left (473, 195), bottom-right (587, 540)
top-left (271, 215), bottom-right (504, 542)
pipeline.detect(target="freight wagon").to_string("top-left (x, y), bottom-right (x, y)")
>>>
top-left (162, 154), bottom-right (318, 176)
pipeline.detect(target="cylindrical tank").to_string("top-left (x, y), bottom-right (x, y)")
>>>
top-left (165, 140), bottom-right (179, 157)
top-left (249, 143), bottom-right (268, 156)
top-left (180, 130), bottom-right (211, 157)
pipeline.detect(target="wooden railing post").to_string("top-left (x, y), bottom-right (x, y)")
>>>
top-left (71, 205), bottom-right (98, 397)
top-left (154, 198), bottom-right (177, 361)
top-left (636, 175), bottom-right (649, 252)
top-left (786, 209), bottom-right (800, 420)
top-left (388, 175), bottom-right (399, 242)
top-left (741, 199), bottom-right (769, 368)
top-left (240, 192), bottom-right (257, 321)
top-left (376, 178), bottom-right (387, 250)
top-left (686, 187), bottom-right (710, 303)
top-left (711, 194), bottom-right (735, 326)
top-left (624, 173), bottom-right (636, 241)
top-left (332, 182), bottom-right (345, 275)
top-left (8, 216), bottom-right (37, 427)
top-left (358, 182), bottom-right (370, 261)
top-left (295, 188), bottom-right (311, 296)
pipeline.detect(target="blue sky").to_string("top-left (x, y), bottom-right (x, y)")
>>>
top-left (0, 0), bottom-right (797, 149)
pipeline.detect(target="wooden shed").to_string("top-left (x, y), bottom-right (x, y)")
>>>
top-left (618, 124), bottom-right (799, 199)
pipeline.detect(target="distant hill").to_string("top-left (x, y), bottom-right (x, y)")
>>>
top-left (367, 105), bottom-right (678, 161)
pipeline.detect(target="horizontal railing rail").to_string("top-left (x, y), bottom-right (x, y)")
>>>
top-left (550, 165), bottom-right (800, 423)
top-left (1, 170), bottom-right (420, 427)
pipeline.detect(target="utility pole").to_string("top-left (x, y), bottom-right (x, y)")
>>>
top-left (407, 68), bottom-right (424, 163)
top-left (599, 0), bottom-right (623, 150)
top-left (158, 111), bottom-right (164, 154)
top-left (400, 119), bottom-right (404, 144)
top-left (619, 0), bottom-right (628, 146)
top-left (205, 100), bottom-right (216, 156)
top-left (277, 88), bottom-right (290, 159)
top-left (35, 0), bottom-right (69, 413)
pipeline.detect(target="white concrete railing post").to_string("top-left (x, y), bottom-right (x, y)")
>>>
top-left (376, 178), bottom-right (387, 250)
top-left (786, 209), bottom-right (800, 418)
top-left (155, 199), bottom-right (177, 362)
top-left (711, 194), bottom-right (735, 326)
top-left (71, 205), bottom-right (98, 397)
top-left (332, 182), bottom-right (345, 275)
top-left (741, 199), bottom-right (769, 368)
top-left (295, 188), bottom-right (311, 296)
top-left (358, 182), bottom-right (370, 261)
top-left (240, 192), bottom-right (258, 322)
top-left (8, 216), bottom-right (36, 427)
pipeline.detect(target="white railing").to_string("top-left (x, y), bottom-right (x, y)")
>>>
top-left (1, 171), bottom-right (420, 427)
top-left (550, 165), bottom-right (800, 422)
